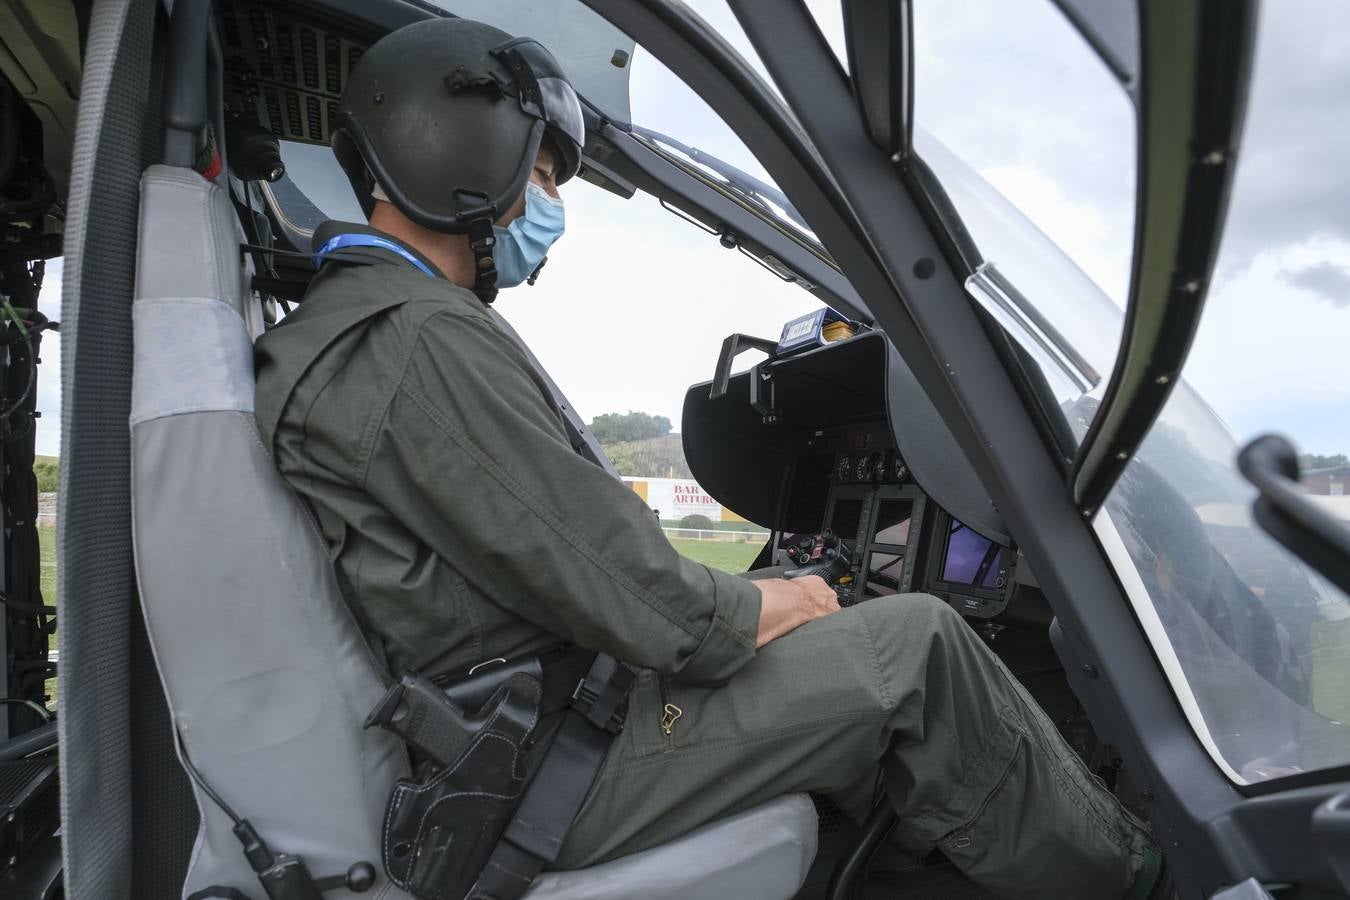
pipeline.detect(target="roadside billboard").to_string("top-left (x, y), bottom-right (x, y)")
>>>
top-left (621, 477), bottom-right (748, 523)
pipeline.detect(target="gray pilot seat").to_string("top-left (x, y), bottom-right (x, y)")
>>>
top-left (128, 164), bottom-right (818, 899)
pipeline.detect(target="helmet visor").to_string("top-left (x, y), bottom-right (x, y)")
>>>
top-left (538, 75), bottom-right (584, 170)
top-left (493, 38), bottom-right (585, 182)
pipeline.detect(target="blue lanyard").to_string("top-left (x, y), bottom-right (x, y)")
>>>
top-left (312, 232), bottom-right (438, 279)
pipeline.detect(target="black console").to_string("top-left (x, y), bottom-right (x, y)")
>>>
top-left (770, 422), bottom-right (930, 606)
top-left (684, 329), bottom-right (1044, 624)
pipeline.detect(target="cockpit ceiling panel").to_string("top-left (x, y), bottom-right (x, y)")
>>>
top-left (217, 1), bottom-right (380, 146)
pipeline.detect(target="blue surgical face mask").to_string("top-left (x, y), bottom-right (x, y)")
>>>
top-left (493, 182), bottom-right (565, 288)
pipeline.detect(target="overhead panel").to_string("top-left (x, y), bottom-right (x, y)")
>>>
top-left (218, 1), bottom-right (373, 146)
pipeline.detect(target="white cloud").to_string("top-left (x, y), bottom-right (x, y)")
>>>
top-left (978, 162), bottom-right (1129, 307)
top-left (1185, 238), bottom-right (1350, 455)
top-left (1280, 261), bottom-right (1350, 310)
top-left (910, 0), bottom-right (1137, 306)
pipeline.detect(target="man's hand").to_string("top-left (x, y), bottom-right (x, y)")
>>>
top-left (752, 576), bottom-right (842, 647)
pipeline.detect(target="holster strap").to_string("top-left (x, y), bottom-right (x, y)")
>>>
top-left (469, 652), bottom-right (634, 900)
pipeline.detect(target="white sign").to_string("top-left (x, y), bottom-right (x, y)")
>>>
top-left (641, 478), bottom-right (723, 521)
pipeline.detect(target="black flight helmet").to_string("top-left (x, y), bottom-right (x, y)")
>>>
top-left (331, 18), bottom-right (585, 300)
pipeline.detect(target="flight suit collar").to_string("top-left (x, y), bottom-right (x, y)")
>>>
top-left (254, 221), bottom-right (476, 451)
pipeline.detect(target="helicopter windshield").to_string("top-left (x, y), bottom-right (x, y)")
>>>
top-left (910, 0), bottom-right (1350, 785)
top-left (427, 0), bottom-right (826, 258)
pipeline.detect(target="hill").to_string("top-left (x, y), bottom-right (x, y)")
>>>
top-left (601, 433), bottom-right (692, 479)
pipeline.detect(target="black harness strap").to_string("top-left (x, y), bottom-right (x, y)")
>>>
top-left (469, 654), bottom-right (634, 900)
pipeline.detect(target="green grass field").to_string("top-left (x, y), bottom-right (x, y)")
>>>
top-left (660, 520), bottom-right (764, 533)
top-left (38, 524), bottom-right (57, 706)
top-left (1307, 616), bottom-right (1350, 725)
top-left (39, 524), bottom-right (56, 639)
top-left (666, 537), bottom-right (761, 574)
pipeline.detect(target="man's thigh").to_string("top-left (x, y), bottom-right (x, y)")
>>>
top-left (556, 595), bottom-right (926, 869)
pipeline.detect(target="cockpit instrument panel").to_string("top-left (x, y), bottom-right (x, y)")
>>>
top-left (685, 329), bottom-right (1042, 622)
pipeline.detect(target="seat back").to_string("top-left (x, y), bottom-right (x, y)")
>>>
top-left (129, 164), bottom-right (409, 898)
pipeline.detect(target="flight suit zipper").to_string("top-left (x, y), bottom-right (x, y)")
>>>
top-left (658, 676), bottom-right (683, 742)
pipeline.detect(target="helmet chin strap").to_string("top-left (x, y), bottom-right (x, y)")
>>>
top-left (466, 216), bottom-right (500, 304)
top-left (456, 190), bottom-right (500, 304)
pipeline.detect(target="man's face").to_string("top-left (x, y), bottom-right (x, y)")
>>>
top-left (497, 142), bottom-right (561, 226)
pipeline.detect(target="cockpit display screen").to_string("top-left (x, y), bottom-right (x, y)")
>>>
top-left (829, 499), bottom-right (864, 538)
top-left (872, 499), bottom-right (912, 546)
top-left (865, 552), bottom-right (904, 596)
top-left (941, 519), bottom-right (1005, 588)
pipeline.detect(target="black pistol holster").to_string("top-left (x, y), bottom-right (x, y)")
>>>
top-left (367, 668), bottom-right (542, 900)
top-left (365, 648), bottom-right (633, 900)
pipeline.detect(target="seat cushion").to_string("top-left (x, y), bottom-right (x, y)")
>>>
top-left (524, 793), bottom-right (818, 900)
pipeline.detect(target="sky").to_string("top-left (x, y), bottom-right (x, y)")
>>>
top-left (30, 0), bottom-right (1349, 462)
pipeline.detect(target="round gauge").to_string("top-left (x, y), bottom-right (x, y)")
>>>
top-left (856, 451), bottom-right (883, 483)
top-left (892, 454), bottom-right (910, 483)
top-left (835, 454), bottom-right (853, 483)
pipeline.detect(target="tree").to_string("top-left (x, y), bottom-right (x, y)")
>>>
top-left (33, 458), bottom-right (59, 493)
top-left (1299, 453), bottom-right (1349, 471)
top-left (589, 410), bottom-right (673, 444)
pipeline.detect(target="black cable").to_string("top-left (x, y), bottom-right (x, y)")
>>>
top-left (0, 333), bottom-right (36, 421)
top-left (0, 310), bottom-right (54, 426)
top-left (0, 696), bottom-right (53, 722)
top-left (2, 412), bottom-right (34, 444)
top-left (173, 728), bottom-right (245, 826)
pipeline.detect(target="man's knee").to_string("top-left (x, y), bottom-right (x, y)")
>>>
top-left (858, 592), bottom-right (963, 644)
top-left (853, 593), bottom-right (981, 695)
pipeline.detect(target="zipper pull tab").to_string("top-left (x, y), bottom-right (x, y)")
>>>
top-left (661, 703), bottom-right (683, 736)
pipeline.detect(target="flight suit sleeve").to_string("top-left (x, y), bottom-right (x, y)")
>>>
top-left (360, 309), bottom-right (762, 685)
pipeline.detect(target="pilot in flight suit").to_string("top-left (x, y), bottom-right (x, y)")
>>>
top-left (254, 18), bottom-right (1165, 900)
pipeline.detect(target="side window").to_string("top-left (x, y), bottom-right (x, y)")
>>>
top-left (900, 0), bottom-right (1350, 783)
top-left (1100, 0), bottom-right (1350, 784)
top-left (35, 259), bottom-right (61, 704)
top-left (911, 0), bottom-right (1136, 438)
top-left (276, 140), bottom-right (363, 227)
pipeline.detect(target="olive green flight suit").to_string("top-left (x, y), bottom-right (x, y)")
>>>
top-left (254, 228), bottom-right (1156, 900)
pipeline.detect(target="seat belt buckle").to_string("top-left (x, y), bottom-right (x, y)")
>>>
top-left (569, 675), bottom-right (629, 735)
